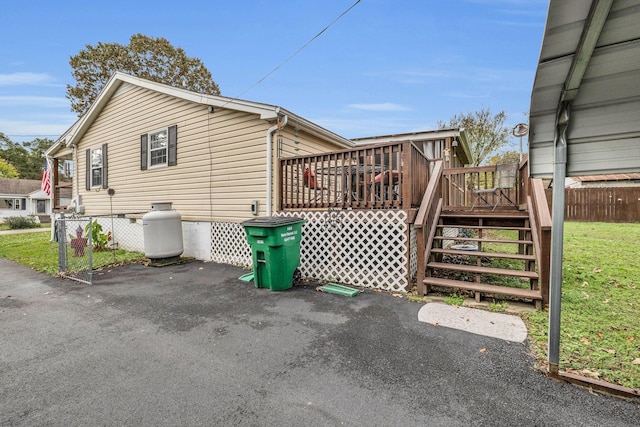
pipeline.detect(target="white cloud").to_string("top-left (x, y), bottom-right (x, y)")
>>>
top-left (0, 72), bottom-right (57, 86)
top-left (347, 102), bottom-right (411, 112)
top-left (0, 115), bottom-right (76, 139)
top-left (0, 95), bottom-right (69, 108)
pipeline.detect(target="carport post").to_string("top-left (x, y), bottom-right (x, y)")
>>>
top-left (548, 102), bottom-right (570, 374)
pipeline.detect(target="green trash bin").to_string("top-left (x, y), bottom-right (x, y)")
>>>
top-left (241, 216), bottom-right (305, 291)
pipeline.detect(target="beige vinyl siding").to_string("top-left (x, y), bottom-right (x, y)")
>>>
top-left (73, 81), bottom-right (349, 222)
top-left (76, 84), bottom-right (271, 222)
top-left (273, 124), bottom-right (349, 210)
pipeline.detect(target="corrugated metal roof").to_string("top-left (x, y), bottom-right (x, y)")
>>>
top-left (529, 0), bottom-right (640, 178)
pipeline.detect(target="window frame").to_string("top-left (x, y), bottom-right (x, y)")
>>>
top-left (90, 147), bottom-right (103, 188)
top-left (147, 127), bottom-right (169, 169)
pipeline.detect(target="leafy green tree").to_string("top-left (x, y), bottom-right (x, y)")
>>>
top-left (0, 157), bottom-right (19, 178)
top-left (67, 33), bottom-right (221, 116)
top-left (0, 133), bottom-right (54, 179)
top-left (486, 150), bottom-right (521, 166)
top-left (438, 107), bottom-right (510, 166)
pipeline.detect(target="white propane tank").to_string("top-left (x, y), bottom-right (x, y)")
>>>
top-left (142, 202), bottom-right (184, 259)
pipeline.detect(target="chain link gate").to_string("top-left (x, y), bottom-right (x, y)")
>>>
top-left (56, 213), bottom-right (93, 285)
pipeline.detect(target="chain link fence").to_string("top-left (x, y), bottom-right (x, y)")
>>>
top-left (55, 212), bottom-right (146, 285)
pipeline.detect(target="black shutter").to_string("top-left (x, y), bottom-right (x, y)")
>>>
top-left (85, 149), bottom-right (91, 190)
top-left (168, 125), bottom-right (177, 166)
top-left (101, 143), bottom-right (108, 189)
top-left (140, 134), bottom-right (148, 170)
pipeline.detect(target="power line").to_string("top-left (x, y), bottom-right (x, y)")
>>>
top-left (225, 0), bottom-right (363, 104)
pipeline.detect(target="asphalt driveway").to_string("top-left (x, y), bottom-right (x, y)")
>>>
top-left (1, 258), bottom-right (638, 426)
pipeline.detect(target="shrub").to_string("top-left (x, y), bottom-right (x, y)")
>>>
top-left (5, 216), bottom-right (39, 230)
top-left (85, 220), bottom-right (112, 251)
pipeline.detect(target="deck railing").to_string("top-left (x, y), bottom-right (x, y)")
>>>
top-left (528, 177), bottom-right (552, 305)
top-left (279, 141), bottom-right (430, 210)
top-left (441, 163), bottom-right (524, 210)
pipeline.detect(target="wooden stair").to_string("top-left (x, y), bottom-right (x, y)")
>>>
top-left (422, 209), bottom-right (543, 308)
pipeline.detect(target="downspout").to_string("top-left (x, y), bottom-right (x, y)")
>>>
top-left (71, 143), bottom-right (83, 214)
top-left (265, 112), bottom-right (287, 216)
top-left (548, 101), bottom-right (571, 374)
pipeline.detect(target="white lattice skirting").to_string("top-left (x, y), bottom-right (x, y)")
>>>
top-left (211, 211), bottom-right (412, 292)
top-left (211, 222), bottom-right (252, 266)
top-left (281, 210), bottom-right (412, 292)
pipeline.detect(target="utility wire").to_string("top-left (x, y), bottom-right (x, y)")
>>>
top-left (224, 0), bottom-right (362, 105)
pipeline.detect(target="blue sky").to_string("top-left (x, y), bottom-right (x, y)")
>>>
top-left (1, 0), bottom-right (548, 147)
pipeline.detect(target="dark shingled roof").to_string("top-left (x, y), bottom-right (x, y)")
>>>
top-left (0, 178), bottom-right (42, 196)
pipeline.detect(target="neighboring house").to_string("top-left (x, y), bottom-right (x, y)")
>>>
top-left (352, 128), bottom-right (472, 169)
top-left (0, 178), bottom-right (51, 221)
top-left (567, 174), bottom-right (640, 188)
top-left (46, 72), bottom-right (354, 259)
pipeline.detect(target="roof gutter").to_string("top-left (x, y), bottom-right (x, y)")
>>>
top-left (266, 111), bottom-right (287, 216)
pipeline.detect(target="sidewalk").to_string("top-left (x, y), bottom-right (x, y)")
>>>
top-left (0, 226), bottom-right (50, 235)
top-left (1, 258), bottom-right (638, 426)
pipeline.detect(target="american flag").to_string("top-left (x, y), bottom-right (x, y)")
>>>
top-left (41, 160), bottom-right (51, 196)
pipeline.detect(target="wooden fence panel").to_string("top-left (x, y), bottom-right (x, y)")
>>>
top-left (545, 187), bottom-right (640, 223)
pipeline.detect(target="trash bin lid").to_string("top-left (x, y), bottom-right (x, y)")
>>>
top-left (241, 216), bottom-right (305, 228)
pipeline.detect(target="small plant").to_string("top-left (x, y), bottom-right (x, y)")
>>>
top-left (5, 216), bottom-right (39, 230)
top-left (85, 220), bottom-right (112, 251)
top-left (444, 293), bottom-right (465, 306)
top-left (489, 301), bottom-right (508, 312)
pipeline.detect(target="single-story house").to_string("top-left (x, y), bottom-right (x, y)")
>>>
top-left (352, 128), bottom-right (472, 170)
top-left (46, 72), bottom-right (354, 260)
top-left (0, 178), bottom-right (53, 222)
top-left (566, 173), bottom-right (640, 188)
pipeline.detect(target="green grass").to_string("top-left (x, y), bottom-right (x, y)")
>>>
top-left (444, 293), bottom-right (465, 306)
top-left (524, 222), bottom-right (640, 390)
top-left (0, 231), bottom-right (145, 275)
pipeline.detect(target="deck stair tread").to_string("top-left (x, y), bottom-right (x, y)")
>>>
top-left (440, 211), bottom-right (528, 219)
top-left (430, 248), bottom-right (535, 261)
top-left (433, 236), bottom-right (533, 245)
top-left (427, 262), bottom-right (538, 279)
top-left (436, 224), bottom-right (530, 231)
top-left (422, 277), bottom-right (542, 300)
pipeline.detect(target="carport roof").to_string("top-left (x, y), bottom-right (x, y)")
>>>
top-left (529, 0), bottom-right (640, 178)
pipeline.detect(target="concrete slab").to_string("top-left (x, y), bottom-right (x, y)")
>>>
top-left (418, 302), bottom-right (528, 343)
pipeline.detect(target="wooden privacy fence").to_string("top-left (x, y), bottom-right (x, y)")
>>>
top-left (545, 187), bottom-right (640, 223)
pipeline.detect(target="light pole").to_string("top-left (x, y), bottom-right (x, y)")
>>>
top-left (512, 123), bottom-right (529, 162)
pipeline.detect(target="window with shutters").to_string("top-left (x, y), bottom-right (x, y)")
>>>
top-left (85, 144), bottom-right (108, 191)
top-left (141, 125), bottom-right (177, 170)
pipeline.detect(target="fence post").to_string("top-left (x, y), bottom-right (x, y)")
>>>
top-left (57, 213), bottom-right (66, 273)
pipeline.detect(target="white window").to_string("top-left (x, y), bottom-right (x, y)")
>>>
top-left (91, 147), bottom-right (103, 187)
top-left (149, 128), bottom-right (168, 168)
top-left (141, 125), bottom-right (176, 171)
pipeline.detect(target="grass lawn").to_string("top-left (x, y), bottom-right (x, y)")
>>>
top-left (524, 222), bottom-right (640, 390)
top-left (0, 231), bottom-right (145, 275)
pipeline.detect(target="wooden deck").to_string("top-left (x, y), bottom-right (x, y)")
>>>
top-left (278, 149), bottom-right (552, 307)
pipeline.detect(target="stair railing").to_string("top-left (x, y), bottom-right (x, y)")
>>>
top-left (415, 159), bottom-right (444, 293)
top-left (528, 178), bottom-right (552, 306)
